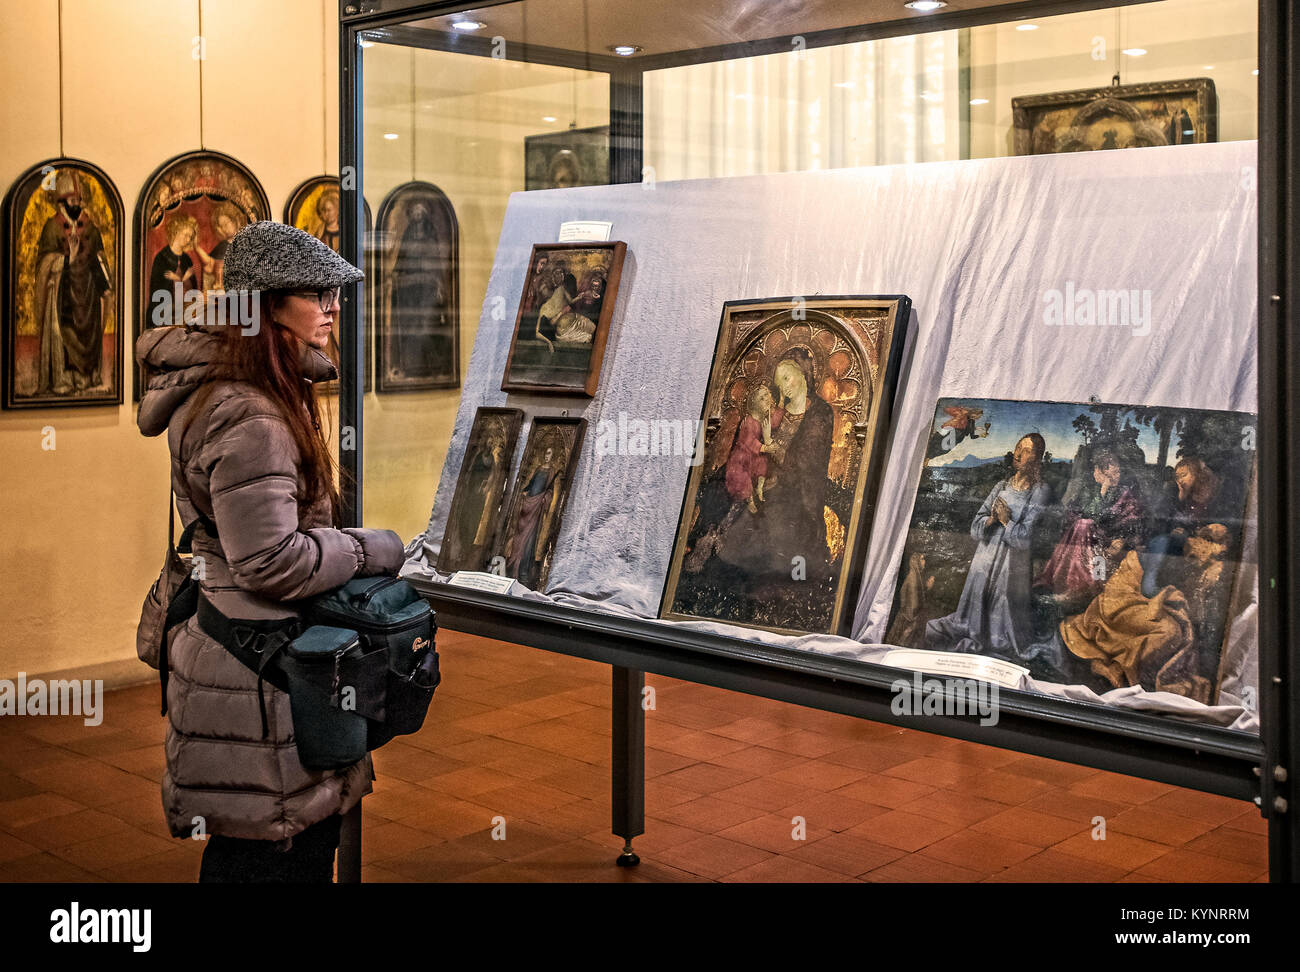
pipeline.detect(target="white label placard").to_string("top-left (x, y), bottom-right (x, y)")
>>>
top-left (447, 571), bottom-right (516, 594)
top-left (882, 649), bottom-right (1029, 689)
top-left (558, 219), bottom-right (612, 242)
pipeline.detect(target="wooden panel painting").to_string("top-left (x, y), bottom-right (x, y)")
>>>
top-left (661, 296), bottom-right (911, 636)
top-left (133, 150), bottom-right (268, 401)
top-left (886, 398), bottom-right (1256, 706)
top-left (524, 124), bottom-right (610, 190)
top-left (494, 416), bottom-right (587, 592)
top-left (1012, 78), bottom-right (1217, 155)
top-left (501, 241), bottom-right (626, 397)
top-left (438, 407), bottom-right (524, 573)
top-left (3, 159), bottom-right (123, 409)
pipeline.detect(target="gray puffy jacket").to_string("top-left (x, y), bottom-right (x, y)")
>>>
top-left (136, 324), bottom-right (403, 841)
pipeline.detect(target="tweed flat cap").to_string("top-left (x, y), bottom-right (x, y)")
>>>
top-left (222, 220), bottom-right (363, 292)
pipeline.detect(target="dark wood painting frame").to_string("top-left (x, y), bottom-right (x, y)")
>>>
top-left (660, 295), bottom-right (911, 638)
top-left (373, 180), bottom-right (459, 393)
top-left (438, 406), bottom-right (525, 573)
top-left (3, 158), bottom-right (124, 409)
top-left (501, 240), bottom-right (627, 397)
top-left (285, 175), bottom-right (373, 394)
top-left (493, 415), bottom-right (588, 592)
top-left (1012, 77), bottom-right (1218, 156)
top-left (132, 150), bottom-right (269, 402)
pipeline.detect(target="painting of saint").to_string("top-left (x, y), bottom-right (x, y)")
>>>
top-left (285, 176), bottom-right (373, 389)
top-left (662, 296), bottom-right (910, 636)
top-left (501, 242), bottom-right (626, 397)
top-left (3, 160), bottom-right (123, 408)
top-left (438, 407), bottom-right (523, 573)
top-left (524, 125), bottom-right (610, 191)
top-left (133, 150), bottom-right (267, 400)
top-left (888, 398), bottom-right (1256, 708)
top-left (495, 417), bottom-right (586, 592)
top-left (374, 181), bottom-right (458, 391)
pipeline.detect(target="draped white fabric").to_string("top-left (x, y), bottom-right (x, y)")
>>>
top-left (643, 31), bottom-right (960, 181)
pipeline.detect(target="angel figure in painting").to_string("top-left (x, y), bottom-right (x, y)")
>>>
top-left (34, 169), bottom-right (112, 394)
top-left (926, 432), bottom-right (1053, 657)
top-left (444, 422), bottom-right (510, 569)
top-left (505, 445), bottom-right (564, 590)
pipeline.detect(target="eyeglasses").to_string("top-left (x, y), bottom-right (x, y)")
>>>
top-left (288, 287), bottom-right (342, 311)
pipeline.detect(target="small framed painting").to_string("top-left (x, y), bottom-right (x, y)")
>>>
top-left (501, 241), bottom-right (626, 397)
top-left (494, 416), bottom-right (587, 592)
top-left (438, 406), bottom-right (524, 573)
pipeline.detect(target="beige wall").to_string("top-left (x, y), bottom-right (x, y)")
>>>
top-left (1, 0), bottom-right (339, 685)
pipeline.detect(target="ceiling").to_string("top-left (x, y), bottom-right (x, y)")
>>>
top-left (387, 0), bottom-right (1084, 60)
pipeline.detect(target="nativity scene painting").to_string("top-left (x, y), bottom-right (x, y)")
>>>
top-left (374, 181), bottom-right (459, 392)
top-left (661, 296), bottom-right (910, 636)
top-left (494, 416), bottom-right (587, 592)
top-left (501, 241), bottom-right (626, 397)
top-left (438, 407), bottom-right (524, 573)
top-left (133, 150), bottom-right (267, 400)
top-left (886, 397), bottom-right (1256, 706)
top-left (3, 159), bottom-right (123, 409)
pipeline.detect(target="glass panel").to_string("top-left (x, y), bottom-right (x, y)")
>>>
top-left (359, 18), bottom-right (610, 541)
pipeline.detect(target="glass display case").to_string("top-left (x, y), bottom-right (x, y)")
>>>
top-left (337, 0), bottom-right (1295, 878)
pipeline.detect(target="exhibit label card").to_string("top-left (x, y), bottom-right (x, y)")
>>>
top-left (882, 649), bottom-right (1029, 689)
top-left (558, 219), bottom-right (612, 242)
top-left (447, 571), bottom-right (517, 594)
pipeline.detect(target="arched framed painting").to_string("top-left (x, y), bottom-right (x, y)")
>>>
top-left (285, 175), bottom-right (373, 393)
top-left (661, 296), bottom-right (910, 636)
top-left (3, 159), bottom-right (124, 409)
top-left (132, 150), bottom-right (268, 400)
top-left (373, 181), bottom-right (459, 392)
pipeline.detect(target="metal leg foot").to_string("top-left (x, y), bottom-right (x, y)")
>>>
top-left (616, 839), bottom-right (640, 867)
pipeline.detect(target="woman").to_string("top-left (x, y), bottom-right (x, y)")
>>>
top-left (1035, 448), bottom-right (1146, 613)
top-left (136, 221), bottom-right (405, 883)
top-left (926, 432), bottom-right (1052, 658)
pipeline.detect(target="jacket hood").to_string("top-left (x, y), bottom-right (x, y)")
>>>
top-left (136, 325), bottom-right (339, 437)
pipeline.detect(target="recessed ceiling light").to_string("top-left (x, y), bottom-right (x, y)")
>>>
top-left (970, 98), bottom-right (989, 105)
top-left (1122, 48), bottom-right (1147, 56)
top-left (1015, 23), bottom-right (1038, 31)
top-left (542, 116), bottom-right (557, 122)
top-left (904, 1), bottom-right (947, 11)
top-left (383, 133), bottom-right (399, 140)
top-left (1203, 65), bottom-right (1215, 70)
top-left (608, 44), bottom-right (642, 56)
top-left (450, 19), bottom-right (486, 31)
top-left (1252, 68), bottom-right (1260, 75)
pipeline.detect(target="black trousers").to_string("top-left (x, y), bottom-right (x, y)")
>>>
top-left (198, 813), bottom-right (342, 883)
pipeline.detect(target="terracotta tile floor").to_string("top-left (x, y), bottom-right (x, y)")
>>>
top-left (0, 630), bottom-right (1270, 882)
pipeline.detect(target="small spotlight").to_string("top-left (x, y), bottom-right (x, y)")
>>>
top-left (1122, 48), bottom-right (1147, 56)
top-left (608, 44), bottom-right (642, 56)
top-left (970, 98), bottom-right (989, 105)
top-left (1203, 65), bottom-right (1215, 70)
top-left (1015, 23), bottom-right (1038, 31)
top-left (450, 20), bottom-right (486, 31)
top-left (542, 116), bottom-right (557, 122)
top-left (383, 133), bottom-right (399, 140)
top-left (904, 1), bottom-right (947, 11)
top-left (1252, 68), bottom-right (1260, 76)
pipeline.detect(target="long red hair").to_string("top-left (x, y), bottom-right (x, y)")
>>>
top-left (181, 291), bottom-right (341, 525)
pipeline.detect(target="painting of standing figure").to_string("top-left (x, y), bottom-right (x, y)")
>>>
top-left (887, 397), bottom-right (1256, 707)
top-left (661, 296), bottom-right (910, 636)
top-left (374, 181), bottom-right (459, 392)
top-left (501, 241), bottom-right (626, 397)
top-left (438, 407), bottom-right (524, 573)
top-left (4, 159), bottom-right (123, 408)
top-left (495, 416), bottom-right (587, 592)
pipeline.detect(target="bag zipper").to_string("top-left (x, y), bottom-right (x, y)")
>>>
top-left (354, 576), bottom-right (404, 607)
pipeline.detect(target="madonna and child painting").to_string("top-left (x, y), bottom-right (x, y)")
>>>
top-left (887, 398), bottom-right (1256, 705)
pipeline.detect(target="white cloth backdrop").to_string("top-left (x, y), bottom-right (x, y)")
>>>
top-left (402, 139), bottom-right (1259, 733)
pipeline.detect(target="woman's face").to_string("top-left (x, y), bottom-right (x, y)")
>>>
top-left (774, 363), bottom-right (803, 400)
top-left (1093, 461), bottom-right (1121, 489)
top-left (274, 290), bottom-right (339, 350)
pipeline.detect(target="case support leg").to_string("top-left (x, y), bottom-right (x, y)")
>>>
top-left (612, 666), bottom-right (645, 867)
